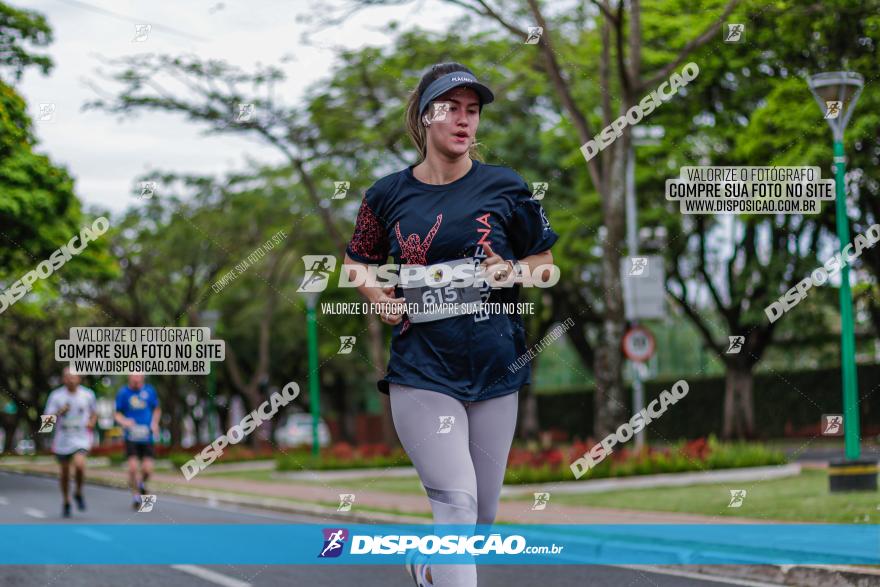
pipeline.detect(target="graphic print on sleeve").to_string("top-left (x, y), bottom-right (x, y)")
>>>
top-left (347, 196), bottom-right (390, 264)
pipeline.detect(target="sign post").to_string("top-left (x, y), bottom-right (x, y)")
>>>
top-left (623, 325), bottom-right (656, 450)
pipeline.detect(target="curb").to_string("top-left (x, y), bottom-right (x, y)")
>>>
top-left (272, 466), bottom-right (418, 481)
top-left (691, 564), bottom-right (880, 587)
top-left (501, 463), bottom-right (802, 496)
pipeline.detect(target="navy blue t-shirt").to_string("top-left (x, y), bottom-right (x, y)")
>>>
top-left (345, 159), bottom-right (559, 402)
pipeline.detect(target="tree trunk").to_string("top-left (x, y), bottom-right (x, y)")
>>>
top-left (2, 414), bottom-right (18, 453)
top-left (196, 416), bottom-right (208, 445)
top-left (518, 385), bottom-right (540, 441)
top-left (26, 417), bottom-right (40, 445)
top-left (337, 379), bottom-right (357, 444)
top-left (166, 378), bottom-right (182, 447)
top-left (216, 401), bottom-right (232, 442)
top-left (593, 137), bottom-right (629, 438)
top-left (168, 395), bottom-right (182, 448)
top-left (722, 363), bottom-right (755, 439)
top-left (327, 374), bottom-right (354, 443)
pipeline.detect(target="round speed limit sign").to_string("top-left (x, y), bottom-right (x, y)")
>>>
top-left (622, 326), bottom-right (655, 363)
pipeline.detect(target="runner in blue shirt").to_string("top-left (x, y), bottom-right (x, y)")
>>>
top-left (114, 373), bottom-right (160, 510)
top-left (344, 62), bottom-right (559, 587)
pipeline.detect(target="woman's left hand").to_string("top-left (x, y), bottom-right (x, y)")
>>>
top-left (480, 242), bottom-right (516, 287)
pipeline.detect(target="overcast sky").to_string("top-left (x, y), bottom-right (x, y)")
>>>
top-left (18, 0), bottom-right (462, 214)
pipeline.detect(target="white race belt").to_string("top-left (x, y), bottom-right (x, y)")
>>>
top-left (128, 424), bottom-right (151, 441)
top-left (400, 259), bottom-right (484, 324)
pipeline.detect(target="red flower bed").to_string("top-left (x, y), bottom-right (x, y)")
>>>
top-left (321, 442), bottom-right (399, 461)
top-left (508, 437), bottom-right (715, 469)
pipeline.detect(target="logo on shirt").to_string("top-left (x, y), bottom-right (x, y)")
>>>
top-left (394, 214), bottom-right (443, 265)
top-left (539, 206), bottom-right (551, 229)
top-left (475, 213), bottom-right (492, 246)
top-left (129, 395), bottom-right (147, 409)
top-left (473, 213), bottom-right (494, 323)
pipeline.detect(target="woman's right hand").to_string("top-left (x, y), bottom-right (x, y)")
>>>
top-left (344, 254), bottom-right (406, 325)
top-left (373, 286), bottom-right (406, 325)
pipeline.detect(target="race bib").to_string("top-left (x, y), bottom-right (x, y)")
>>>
top-left (129, 424), bottom-right (151, 441)
top-left (59, 407), bottom-right (82, 431)
top-left (400, 259), bottom-right (484, 324)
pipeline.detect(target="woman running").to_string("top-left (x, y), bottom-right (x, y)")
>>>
top-left (344, 62), bottom-right (558, 587)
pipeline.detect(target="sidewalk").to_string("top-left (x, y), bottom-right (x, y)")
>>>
top-left (1, 460), bottom-right (772, 524)
top-left (5, 461), bottom-right (878, 585)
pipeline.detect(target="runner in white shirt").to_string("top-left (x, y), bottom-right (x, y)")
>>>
top-left (44, 366), bottom-right (97, 518)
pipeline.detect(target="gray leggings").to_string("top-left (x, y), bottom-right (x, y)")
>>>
top-left (390, 384), bottom-right (519, 586)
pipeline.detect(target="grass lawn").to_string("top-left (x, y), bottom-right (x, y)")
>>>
top-left (512, 469), bottom-right (880, 523)
top-left (200, 468), bottom-right (880, 522)
top-left (198, 469), bottom-right (276, 481)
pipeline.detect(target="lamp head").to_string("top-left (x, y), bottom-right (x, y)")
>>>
top-left (807, 71), bottom-right (864, 140)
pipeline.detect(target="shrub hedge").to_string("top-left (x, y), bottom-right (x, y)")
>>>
top-left (536, 363), bottom-right (880, 440)
top-left (503, 436), bottom-right (786, 485)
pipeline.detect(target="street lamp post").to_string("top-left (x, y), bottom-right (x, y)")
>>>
top-left (627, 125), bottom-right (665, 450)
top-left (200, 310), bottom-right (221, 440)
top-left (807, 71), bottom-right (874, 491)
top-left (301, 291), bottom-right (321, 456)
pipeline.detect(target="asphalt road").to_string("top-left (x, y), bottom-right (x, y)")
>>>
top-left (0, 471), bottom-right (780, 587)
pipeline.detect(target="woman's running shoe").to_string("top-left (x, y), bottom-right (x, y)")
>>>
top-left (405, 549), bottom-right (432, 586)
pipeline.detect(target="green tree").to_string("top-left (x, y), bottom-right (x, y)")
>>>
top-left (0, 2), bottom-right (81, 273)
top-left (0, 2), bottom-right (113, 450)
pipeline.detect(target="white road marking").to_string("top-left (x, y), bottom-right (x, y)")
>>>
top-left (617, 565), bottom-right (788, 586)
top-left (170, 565), bottom-right (252, 587)
top-left (24, 508), bottom-right (46, 519)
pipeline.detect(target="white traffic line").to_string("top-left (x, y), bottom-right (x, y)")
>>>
top-left (616, 565), bottom-right (786, 586)
top-left (170, 565), bottom-right (252, 587)
top-left (23, 507), bottom-right (46, 519)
